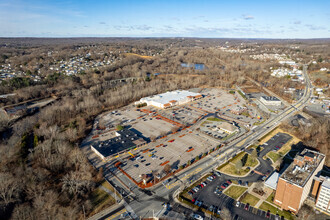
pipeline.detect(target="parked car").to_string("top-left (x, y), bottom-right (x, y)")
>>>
top-left (245, 203), bottom-right (250, 210)
top-left (192, 187), bottom-right (199, 193)
top-left (208, 205), bottom-right (215, 212)
top-left (226, 180), bottom-right (232, 184)
top-left (194, 200), bottom-right (199, 206)
top-left (238, 180), bottom-right (242, 185)
top-left (207, 176), bottom-right (213, 182)
top-left (266, 210), bottom-right (270, 218)
top-left (236, 201), bottom-right (240, 207)
top-left (217, 208), bottom-right (221, 214)
top-left (214, 188), bottom-right (222, 195)
top-left (192, 214), bottom-right (203, 220)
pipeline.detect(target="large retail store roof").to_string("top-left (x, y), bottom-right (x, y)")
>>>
top-left (140, 90), bottom-right (201, 105)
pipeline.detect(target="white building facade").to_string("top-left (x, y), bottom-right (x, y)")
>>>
top-left (316, 180), bottom-right (330, 214)
top-left (135, 90), bottom-right (202, 109)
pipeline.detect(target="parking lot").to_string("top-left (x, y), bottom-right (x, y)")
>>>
top-left (259, 132), bottom-right (292, 153)
top-left (115, 128), bottom-right (219, 181)
top-left (189, 173), bottom-right (281, 220)
top-left (84, 88), bottom-right (266, 187)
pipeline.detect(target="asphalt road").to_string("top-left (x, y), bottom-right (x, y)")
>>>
top-left (97, 65), bottom-right (312, 220)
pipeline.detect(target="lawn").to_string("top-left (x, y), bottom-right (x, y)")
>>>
top-left (259, 202), bottom-right (294, 220)
top-left (240, 193), bottom-right (260, 207)
top-left (89, 186), bottom-right (116, 217)
top-left (230, 152), bottom-right (245, 164)
top-left (266, 191), bottom-right (275, 203)
top-left (267, 151), bottom-right (281, 163)
top-left (231, 152), bottom-right (258, 168)
top-left (220, 163), bottom-right (250, 176)
top-left (224, 185), bottom-right (247, 200)
top-left (207, 117), bottom-right (223, 122)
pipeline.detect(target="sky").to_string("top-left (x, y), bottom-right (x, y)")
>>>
top-left (0, 0), bottom-right (329, 38)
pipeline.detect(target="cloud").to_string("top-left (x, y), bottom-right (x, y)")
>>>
top-left (242, 14), bottom-right (254, 20)
top-left (305, 24), bottom-right (326, 30)
top-left (294, 21), bottom-right (301, 25)
top-left (99, 22), bottom-right (106, 25)
top-left (133, 25), bottom-right (152, 31)
top-left (163, 25), bottom-right (174, 30)
top-left (183, 26), bottom-right (268, 35)
top-left (113, 24), bottom-right (152, 31)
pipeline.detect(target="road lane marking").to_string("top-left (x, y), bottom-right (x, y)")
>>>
top-left (106, 208), bottom-right (127, 220)
top-left (236, 138), bottom-right (247, 147)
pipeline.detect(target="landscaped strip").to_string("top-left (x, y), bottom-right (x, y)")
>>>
top-left (224, 185), bottom-right (247, 200)
top-left (259, 202), bottom-right (294, 220)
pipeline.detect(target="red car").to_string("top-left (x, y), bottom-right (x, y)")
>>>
top-left (245, 203), bottom-right (250, 210)
top-left (266, 210), bottom-right (270, 218)
top-left (226, 180), bottom-right (232, 184)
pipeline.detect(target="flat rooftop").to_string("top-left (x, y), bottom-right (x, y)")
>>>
top-left (92, 129), bottom-right (146, 157)
top-left (280, 149), bottom-right (325, 187)
top-left (322, 180), bottom-right (330, 190)
top-left (140, 90), bottom-right (201, 105)
top-left (261, 96), bottom-right (280, 101)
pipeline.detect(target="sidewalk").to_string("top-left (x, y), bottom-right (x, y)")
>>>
top-left (88, 199), bottom-right (124, 220)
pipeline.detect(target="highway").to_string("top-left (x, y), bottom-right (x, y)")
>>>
top-left (97, 65), bottom-right (312, 220)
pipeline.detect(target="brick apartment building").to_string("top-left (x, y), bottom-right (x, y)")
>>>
top-left (274, 149), bottom-right (325, 214)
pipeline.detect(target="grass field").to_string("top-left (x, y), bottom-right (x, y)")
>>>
top-left (89, 184), bottom-right (116, 217)
top-left (231, 152), bottom-right (258, 168)
top-left (207, 117), bottom-right (223, 121)
top-left (224, 185), bottom-right (247, 200)
top-left (220, 163), bottom-right (250, 176)
top-left (267, 151), bottom-right (281, 163)
top-left (240, 193), bottom-right (260, 207)
top-left (259, 202), bottom-right (294, 220)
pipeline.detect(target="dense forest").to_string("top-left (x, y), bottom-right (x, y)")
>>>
top-left (0, 38), bottom-right (329, 219)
